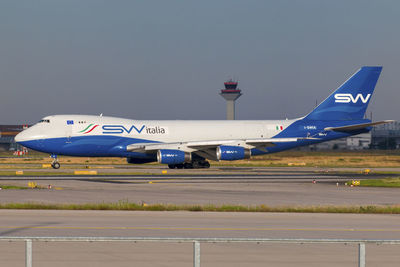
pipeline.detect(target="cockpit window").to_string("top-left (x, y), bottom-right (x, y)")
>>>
top-left (39, 119), bottom-right (50, 123)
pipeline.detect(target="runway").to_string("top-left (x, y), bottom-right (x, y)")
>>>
top-left (2, 210), bottom-right (400, 239)
top-left (1, 167), bottom-right (400, 266)
top-left (0, 169), bottom-right (399, 206)
top-left (1, 210), bottom-right (400, 267)
top-left (0, 174), bottom-right (344, 181)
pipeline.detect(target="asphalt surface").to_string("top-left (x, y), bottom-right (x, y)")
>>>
top-left (2, 210), bottom-right (400, 239)
top-left (0, 171), bottom-right (399, 206)
top-left (1, 167), bottom-right (400, 266)
top-left (1, 210), bottom-right (400, 266)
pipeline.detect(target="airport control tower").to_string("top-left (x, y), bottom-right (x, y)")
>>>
top-left (220, 79), bottom-right (242, 120)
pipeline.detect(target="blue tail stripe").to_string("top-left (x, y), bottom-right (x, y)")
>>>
top-left (305, 66), bottom-right (382, 121)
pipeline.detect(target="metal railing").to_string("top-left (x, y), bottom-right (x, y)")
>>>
top-left (1, 237), bottom-right (400, 267)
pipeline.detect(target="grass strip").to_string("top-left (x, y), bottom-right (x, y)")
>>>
top-left (1, 202), bottom-right (400, 214)
top-left (358, 177), bottom-right (400, 188)
top-left (0, 185), bottom-right (31, 190)
top-left (0, 171), bottom-right (160, 176)
top-left (2, 150), bottom-right (400, 168)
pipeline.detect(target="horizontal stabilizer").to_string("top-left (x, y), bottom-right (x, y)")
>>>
top-left (324, 120), bottom-right (395, 132)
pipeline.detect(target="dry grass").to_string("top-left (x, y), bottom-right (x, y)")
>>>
top-left (1, 201), bottom-right (400, 214)
top-left (0, 150), bottom-right (399, 168)
top-left (358, 177), bottom-right (400, 187)
top-left (212, 150), bottom-right (400, 168)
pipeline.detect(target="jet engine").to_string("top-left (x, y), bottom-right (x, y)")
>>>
top-left (157, 149), bottom-right (192, 164)
top-left (216, 146), bottom-right (251, 161)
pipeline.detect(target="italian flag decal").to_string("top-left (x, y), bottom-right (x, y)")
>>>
top-left (79, 124), bottom-right (99, 134)
top-left (276, 125), bottom-right (283, 131)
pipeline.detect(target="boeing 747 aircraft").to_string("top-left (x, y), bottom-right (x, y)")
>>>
top-left (15, 66), bottom-right (393, 169)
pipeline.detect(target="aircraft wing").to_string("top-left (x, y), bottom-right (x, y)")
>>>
top-left (324, 120), bottom-right (394, 132)
top-left (126, 137), bottom-right (314, 153)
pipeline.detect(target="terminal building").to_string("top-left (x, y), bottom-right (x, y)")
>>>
top-left (308, 121), bottom-right (400, 151)
top-left (371, 121), bottom-right (400, 149)
top-left (0, 125), bottom-right (28, 151)
top-left (308, 132), bottom-right (372, 151)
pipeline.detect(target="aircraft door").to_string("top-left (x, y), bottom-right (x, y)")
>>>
top-left (65, 120), bottom-right (74, 143)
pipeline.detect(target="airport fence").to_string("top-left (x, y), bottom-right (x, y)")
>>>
top-left (1, 236), bottom-right (400, 267)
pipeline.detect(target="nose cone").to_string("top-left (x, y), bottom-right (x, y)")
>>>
top-left (14, 130), bottom-right (28, 143)
top-left (15, 126), bottom-right (43, 144)
top-left (14, 127), bottom-right (46, 152)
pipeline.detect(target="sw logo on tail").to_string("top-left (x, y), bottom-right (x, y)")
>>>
top-left (334, 93), bottom-right (371, 103)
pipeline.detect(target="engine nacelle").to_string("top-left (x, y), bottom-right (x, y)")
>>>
top-left (157, 149), bottom-right (192, 164)
top-left (216, 146), bottom-right (251, 161)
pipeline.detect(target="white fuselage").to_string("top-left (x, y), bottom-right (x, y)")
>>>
top-left (16, 115), bottom-right (297, 143)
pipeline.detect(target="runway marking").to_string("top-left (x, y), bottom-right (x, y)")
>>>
top-left (1, 226), bottom-right (400, 232)
top-left (148, 179), bottom-right (180, 184)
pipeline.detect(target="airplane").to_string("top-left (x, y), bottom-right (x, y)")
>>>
top-left (15, 66), bottom-right (393, 169)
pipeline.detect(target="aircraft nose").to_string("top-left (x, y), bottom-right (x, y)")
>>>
top-left (14, 131), bottom-right (25, 143)
top-left (15, 125), bottom-right (47, 144)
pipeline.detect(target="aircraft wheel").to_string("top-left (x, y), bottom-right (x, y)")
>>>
top-left (168, 164), bottom-right (176, 169)
top-left (176, 164), bottom-right (184, 169)
top-left (52, 162), bottom-right (61, 169)
top-left (203, 161), bottom-right (210, 168)
top-left (192, 161), bottom-right (200, 169)
top-left (183, 163), bottom-right (193, 169)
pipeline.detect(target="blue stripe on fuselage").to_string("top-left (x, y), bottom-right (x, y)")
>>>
top-left (251, 118), bottom-right (371, 156)
top-left (18, 135), bottom-right (159, 158)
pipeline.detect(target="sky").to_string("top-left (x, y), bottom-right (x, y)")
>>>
top-left (0, 0), bottom-right (399, 124)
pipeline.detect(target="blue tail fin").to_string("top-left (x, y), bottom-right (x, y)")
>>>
top-left (305, 66), bottom-right (382, 121)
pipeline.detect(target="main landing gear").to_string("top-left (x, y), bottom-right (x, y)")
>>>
top-left (50, 154), bottom-right (60, 169)
top-left (168, 160), bottom-right (210, 169)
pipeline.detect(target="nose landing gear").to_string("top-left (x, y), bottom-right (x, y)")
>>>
top-left (50, 154), bottom-right (60, 169)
